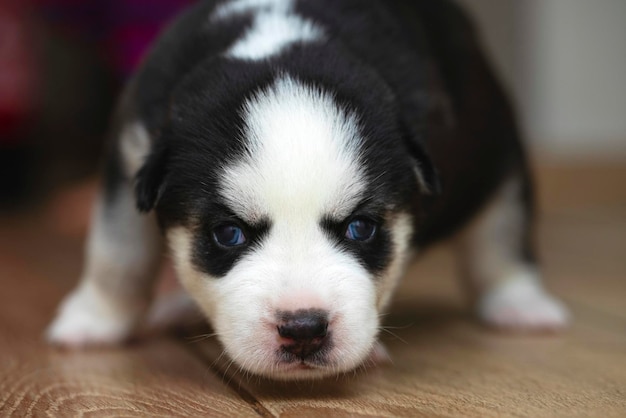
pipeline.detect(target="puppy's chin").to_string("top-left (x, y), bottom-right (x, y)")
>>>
top-left (256, 361), bottom-right (357, 381)
top-left (209, 292), bottom-right (381, 380)
top-left (219, 334), bottom-right (380, 381)
top-left (253, 362), bottom-right (349, 381)
top-left (268, 339), bottom-right (391, 381)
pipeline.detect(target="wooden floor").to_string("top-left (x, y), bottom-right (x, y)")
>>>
top-left (1, 161), bottom-right (625, 417)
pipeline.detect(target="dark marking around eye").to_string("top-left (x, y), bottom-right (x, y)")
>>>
top-left (321, 215), bottom-right (392, 274)
top-left (192, 213), bottom-right (271, 278)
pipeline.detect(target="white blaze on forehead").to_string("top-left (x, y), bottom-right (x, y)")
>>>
top-left (212, 0), bottom-right (324, 60)
top-left (228, 12), bottom-right (323, 60)
top-left (212, 0), bottom-right (288, 19)
top-left (220, 76), bottom-right (367, 224)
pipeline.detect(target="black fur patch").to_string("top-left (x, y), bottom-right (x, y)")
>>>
top-left (192, 205), bottom-right (271, 277)
top-left (321, 213), bottom-right (392, 275)
top-left (122, 0), bottom-right (533, 277)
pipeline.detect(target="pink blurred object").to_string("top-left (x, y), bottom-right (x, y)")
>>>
top-left (34, 0), bottom-right (194, 77)
top-left (0, 1), bottom-right (38, 143)
top-left (0, 0), bottom-right (194, 142)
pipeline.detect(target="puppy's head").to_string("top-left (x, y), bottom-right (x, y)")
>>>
top-left (137, 74), bottom-right (431, 379)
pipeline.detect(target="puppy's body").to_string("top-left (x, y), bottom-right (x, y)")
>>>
top-left (49, 0), bottom-right (568, 380)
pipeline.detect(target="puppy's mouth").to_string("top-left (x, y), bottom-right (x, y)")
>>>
top-left (218, 309), bottom-right (378, 379)
top-left (272, 357), bottom-right (335, 379)
top-left (284, 361), bottom-right (326, 372)
top-left (259, 338), bottom-right (337, 379)
top-left (295, 363), bottom-right (316, 370)
top-left (276, 337), bottom-right (333, 367)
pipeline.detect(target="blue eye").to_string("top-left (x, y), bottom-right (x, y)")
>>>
top-left (213, 224), bottom-right (246, 247)
top-left (345, 218), bottom-right (377, 241)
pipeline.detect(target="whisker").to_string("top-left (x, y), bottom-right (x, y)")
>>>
top-left (381, 323), bottom-right (414, 330)
top-left (379, 327), bottom-right (409, 345)
top-left (185, 332), bottom-right (219, 343)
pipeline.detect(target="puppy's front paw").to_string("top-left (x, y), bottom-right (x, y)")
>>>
top-left (47, 284), bottom-right (144, 348)
top-left (478, 274), bottom-right (570, 331)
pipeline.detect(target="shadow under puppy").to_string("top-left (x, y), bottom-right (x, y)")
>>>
top-left (48, 0), bottom-right (568, 380)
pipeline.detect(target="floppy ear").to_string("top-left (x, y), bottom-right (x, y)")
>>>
top-left (405, 136), bottom-right (441, 195)
top-left (134, 141), bottom-right (168, 212)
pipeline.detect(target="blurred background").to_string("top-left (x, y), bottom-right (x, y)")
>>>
top-left (0, 0), bottom-right (193, 215)
top-left (460, 0), bottom-right (626, 160)
top-left (0, 0), bottom-right (624, 220)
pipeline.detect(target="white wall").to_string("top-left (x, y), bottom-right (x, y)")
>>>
top-left (460, 0), bottom-right (626, 158)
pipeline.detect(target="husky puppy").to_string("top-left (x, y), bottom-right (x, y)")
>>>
top-left (48, 0), bottom-right (568, 380)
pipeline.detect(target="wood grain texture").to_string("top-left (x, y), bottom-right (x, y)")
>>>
top-left (535, 160), bottom-right (626, 321)
top-left (1, 161), bottom-right (625, 417)
top-left (0, 217), bottom-right (261, 418)
top-left (0, 341), bottom-right (261, 417)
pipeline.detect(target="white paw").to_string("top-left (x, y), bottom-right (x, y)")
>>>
top-left (47, 284), bottom-right (144, 348)
top-left (478, 274), bottom-right (570, 331)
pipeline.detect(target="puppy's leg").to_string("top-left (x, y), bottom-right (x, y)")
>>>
top-left (48, 123), bottom-right (162, 347)
top-left (456, 173), bottom-right (569, 330)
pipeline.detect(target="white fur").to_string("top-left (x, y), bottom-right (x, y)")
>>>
top-left (168, 226), bottom-right (379, 379)
top-left (458, 176), bottom-right (569, 329)
top-left (376, 213), bottom-right (414, 311)
top-left (119, 121), bottom-right (151, 177)
top-left (212, 0), bottom-right (288, 20)
top-left (478, 269), bottom-right (569, 330)
top-left (47, 281), bottom-right (143, 346)
top-left (48, 160), bottom-right (163, 347)
top-left (166, 77), bottom-right (402, 379)
top-left (220, 76), bottom-right (366, 223)
top-left (413, 165), bottom-right (433, 195)
top-left (213, 0), bottom-right (324, 61)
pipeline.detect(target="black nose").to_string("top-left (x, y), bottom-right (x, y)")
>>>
top-left (277, 310), bottom-right (329, 360)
